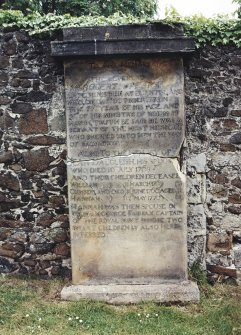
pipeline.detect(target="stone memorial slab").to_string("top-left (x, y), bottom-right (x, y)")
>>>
top-left (65, 57), bottom-right (184, 160)
top-left (52, 24), bottom-right (199, 303)
top-left (68, 156), bottom-right (187, 284)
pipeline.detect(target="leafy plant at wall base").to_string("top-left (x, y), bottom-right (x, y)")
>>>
top-left (189, 262), bottom-right (208, 286)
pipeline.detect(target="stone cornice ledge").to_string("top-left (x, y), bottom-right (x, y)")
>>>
top-left (51, 23), bottom-right (195, 57)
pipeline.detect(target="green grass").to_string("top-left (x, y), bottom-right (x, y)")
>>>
top-left (0, 275), bottom-right (241, 335)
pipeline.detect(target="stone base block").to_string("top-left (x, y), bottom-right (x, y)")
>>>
top-left (61, 281), bottom-right (200, 304)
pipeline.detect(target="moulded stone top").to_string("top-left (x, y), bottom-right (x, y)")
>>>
top-left (51, 23), bottom-right (195, 57)
top-left (63, 23), bottom-right (185, 41)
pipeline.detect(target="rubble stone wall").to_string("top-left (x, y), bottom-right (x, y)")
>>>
top-left (185, 46), bottom-right (241, 282)
top-left (0, 29), bottom-right (240, 282)
top-left (0, 29), bottom-right (69, 277)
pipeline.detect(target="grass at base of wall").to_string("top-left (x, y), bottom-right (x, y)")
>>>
top-left (0, 275), bottom-right (241, 335)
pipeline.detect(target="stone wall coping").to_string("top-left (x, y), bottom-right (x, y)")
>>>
top-left (51, 23), bottom-right (195, 57)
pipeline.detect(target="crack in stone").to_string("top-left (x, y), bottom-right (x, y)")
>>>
top-left (67, 153), bottom-right (180, 164)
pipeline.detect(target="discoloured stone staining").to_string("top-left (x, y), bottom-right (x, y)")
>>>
top-left (65, 58), bottom-right (184, 160)
top-left (65, 57), bottom-right (188, 285)
top-left (68, 156), bottom-right (187, 284)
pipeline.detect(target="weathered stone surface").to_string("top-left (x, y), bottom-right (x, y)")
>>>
top-left (0, 257), bottom-right (18, 273)
top-left (15, 31), bottom-right (29, 43)
top-left (207, 171), bottom-right (228, 184)
top-left (209, 184), bottom-right (228, 199)
top-left (230, 110), bottom-right (241, 117)
top-left (231, 177), bottom-right (241, 189)
top-left (68, 156), bottom-right (187, 284)
top-left (11, 102), bottom-right (33, 114)
top-left (30, 232), bottom-right (46, 244)
top-left (48, 85), bottom-right (66, 133)
top-left (4, 112), bottom-right (15, 129)
top-left (24, 259), bottom-right (37, 267)
top-left (53, 243), bottom-right (70, 256)
top-left (49, 195), bottom-right (65, 207)
top-left (18, 91), bottom-right (52, 102)
top-left (187, 204), bottom-right (206, 267)
top-left (40, 260), bottom-right (51, 269)
top-left (188, 153), bottom-right (206, 173)
top-left (51, 266), bottom-right (60, 275)
top-left (222, 119), bottom-right (238, 130)
top-left (61, 281), bottom-right (200, 304)
top-left (65, 57), bottom-right (185, 160)
top-left (48, 228), bottom-right (67, 242)
top-left (19, 109), bottom-right (48, 135)
top-left (0, 242), bottom-right (25, 258)
top-left (29, 242), bottom-right (54, 254)
top-left (13, 70), bottom-right (37, 80)
top-left (23, 148), bottom-right (51, 172)
top-left (0, 172), bottom-right (20, 191)
top-left (52, 166), bottom-right (66, 177)
top-left (52, 24), bottom-right (195, 57)
top-left (11, 78), bottom-right (31, 88)
top-left (229, 194), bottom-right (241, 204)
top-left (219, 143), bottom-right (236, 152)
top-left (63, 24), bottom-right (185, 41)
top-left (19, 171), bottom-right (33, 189)
top-left (230, 132), bottom-right (241, 144)
top-left (53, 39), bottom-right (195, 57)
top-left (207, 232), bottom-right (232, 255)
top-left (0, 228), bottom-right (11, 240)
top-left (0, 56), bottom-right (9, 69)
top-left (3, 40), bottom-right (17, 55)
top-left (55, 214), bottom-right (69, 225)
top-left (33, 190), bottom-right (44, 198)
top-left (0, 192), bottom-right (5, 202)
top-left (10, 231), bottom-right (27, 243)
top-left (0, 95), bottom-right (11, 105)
top-left (0, 71), bottom-right (8, 86)
top-left (25, 135), bottom-right (65, 146)
top-left (0, 199), bottom-right (21, 212)
top-left (11, 56), bottom-right (23, 68)
top-left (0, 216), bottom-right (29, 228)
top-left (227, 206), bottom-right (241, 215)
top-left (207, 264), bottom-right (237, 278)
top-left (211, 153), bottom-right (241, 169)
top-left (0, 151), bottom-right (13, 163)
top-left (187, 174), bottom-right (205, 204)
top-left (233, 246), bottom-right (241, 269)
top-left (221, 213), bottom-right (241, 230)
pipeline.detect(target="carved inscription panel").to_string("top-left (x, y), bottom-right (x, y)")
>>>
top-left (68, 155), bottom-right (187, 284)
top-left (65, 58), bottom-right (184, 160)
